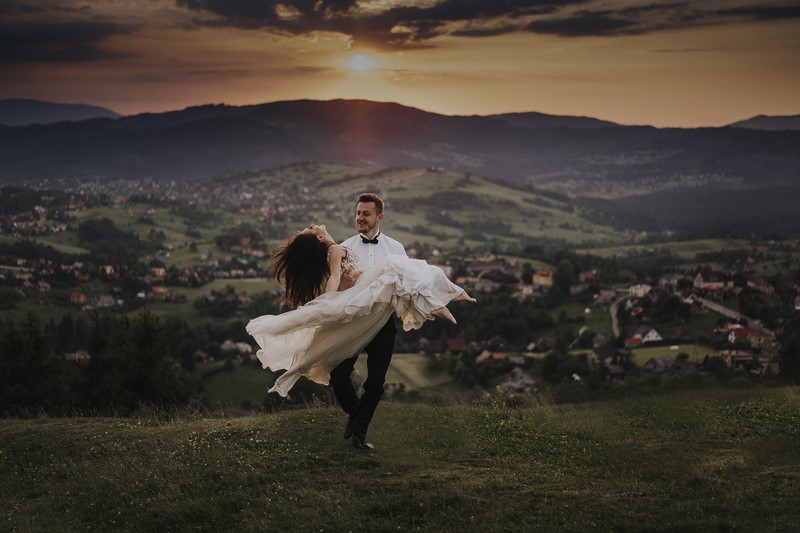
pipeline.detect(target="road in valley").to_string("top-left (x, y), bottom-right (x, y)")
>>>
top-left (609, 295), bottom-right (626, 339)
top-left (609, 293), bottom-right (774, 340)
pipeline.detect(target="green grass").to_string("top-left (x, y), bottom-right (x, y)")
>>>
top-left (2, 386), bottom-right (799, 531)
top-left (365, 353), bottom-right (454, 390)
top-left (201, 361), bottom-right (274, 410)
top-left (289, 166), bottom-right (625, 247)
top-left (547, 301), bottom-right (614, 338)
top-left (580, 238), bottom-right (800, 275)
top-left (500, 253), bottom-right (553, 272)
top-left (170, 278), bottom-right (276, 299)
top-left (629, 344), bottom-right (718, 365)
top-left (26, 237), bottom-right (89, 255)
top-left (12, 165), bottom-right (800, 272)
top-left (202, 353), bottom-right (456, 409)
top-left (584, 238), bottom-right (753, 259)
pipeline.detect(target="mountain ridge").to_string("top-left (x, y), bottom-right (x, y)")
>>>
top-left (4, 97), bottom-right (796, 130)
top-left (485, 111), bottom-right (620, 129)
top-left (0, 99), bottom-right (797, 194)
top-left (727, 114), bottom-right (800, 131)
top-left (0, 99), bottom-right (120, 126)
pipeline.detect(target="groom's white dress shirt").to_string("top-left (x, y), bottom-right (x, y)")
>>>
top-left (341, 232), bottom-right (407, 271)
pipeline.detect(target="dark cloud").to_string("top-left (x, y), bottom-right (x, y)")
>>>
top-left (176, 0), bottom-right (800, 45)
top-left (0, 20), bottom-right (132, 64)
top-left (452, 24), bottom-right (523, 38)
top-left (527, 11), bottom-right (640, 37)
top-left (527, 3), bottom-right (697, 37)
top-left (4, 0), bottom-right (797, 68)
top-left (0, 0), bottom-right (90, 16)
top-left (716, 5), bottom-right (800, 20)
top-left (176, 0), bottom-right (588, 48)
top-left (526, 2), bottom-right (800, 38)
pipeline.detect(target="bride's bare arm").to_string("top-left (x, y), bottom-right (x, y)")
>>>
top-left (324, 245), bottom-right (345, 293)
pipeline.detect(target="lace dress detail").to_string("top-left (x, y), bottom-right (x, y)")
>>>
top-left (329, 245), bottom-right (360, 274)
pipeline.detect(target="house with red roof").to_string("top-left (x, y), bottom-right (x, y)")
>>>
top-left (475, 350), bottom-right (507, 364)
top-left (532, 269), bottom-right (554, 288)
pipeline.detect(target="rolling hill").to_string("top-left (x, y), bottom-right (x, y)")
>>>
top-left (2, 99), bottom-right (799, 237)
top-left (727, 114), bottom-right (800, 131)
top-left (0, 99), bottom-right (797, 189)
top-left (2, 388), bottom-right (799, 531)
top-left (0, 98), bottom-right (120, 126)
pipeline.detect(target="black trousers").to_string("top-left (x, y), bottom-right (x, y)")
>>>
top-left (330, 318), bottom-right (396, 438)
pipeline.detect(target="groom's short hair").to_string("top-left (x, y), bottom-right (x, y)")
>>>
top-left (358, 192), bottom-right (384, 214)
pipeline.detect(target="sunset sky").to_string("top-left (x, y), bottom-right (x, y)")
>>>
top-left (1, 0), bottom-right (798, 127)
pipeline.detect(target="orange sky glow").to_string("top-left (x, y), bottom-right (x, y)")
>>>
top-left (1, 0), bottom-right (798, 127)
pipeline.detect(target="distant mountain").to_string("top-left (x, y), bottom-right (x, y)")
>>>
top-left (1, 98), bottom-right (799, 237)
top-left (0, 99), bottom-right (797, 196)
top-left (488, 111), bottom-right (619, 129)
top-left (727, 114), bottom-right (800, 131)
top-left (0, 99), bottom-right (120, 126)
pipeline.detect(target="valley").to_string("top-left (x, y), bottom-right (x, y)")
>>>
top-left (2, 162), bottom-right (797, 413)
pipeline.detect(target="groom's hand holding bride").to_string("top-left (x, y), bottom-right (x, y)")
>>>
top-left (337, 269), bottom-right (361, 291)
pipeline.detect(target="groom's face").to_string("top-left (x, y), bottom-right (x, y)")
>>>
top-left (355, 201), bottom-right (383, 235)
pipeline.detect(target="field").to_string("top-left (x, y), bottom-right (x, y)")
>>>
top-left (202, 353), bottom-right (455, 410)
top-left (628, 344), bottom-right (717, 366)
top-left (225, 164), bottom-right (628, 249)
top-left (584, 238), bottom-right (755, 259)
top-left (581, 237), bottom-right (800, 274)
top-left (546, 301), bottom-right (614, 338)
top-left (3, 386), bottom-right (799, 531)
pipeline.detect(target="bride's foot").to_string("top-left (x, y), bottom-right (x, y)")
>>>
top-left (455, 290), bottom-right (477, 303)
top-left (432, 307), bottom-right (457, 325)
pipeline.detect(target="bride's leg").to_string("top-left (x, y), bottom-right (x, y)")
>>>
top-left (454, 290), bottom-right (477, 303)
top-left (432, 307), bottom-right (457, 325)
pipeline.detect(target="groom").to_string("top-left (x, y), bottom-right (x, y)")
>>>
top-left (330, 192), bottom-right (406, 451)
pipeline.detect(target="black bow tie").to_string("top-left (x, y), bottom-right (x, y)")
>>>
top-left (361, 235), bottom-right (379, 244)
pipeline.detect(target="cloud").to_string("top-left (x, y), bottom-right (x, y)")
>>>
top-left (527, 2), bottom-right (800, 38)
top-left (0, 0), bottom-right (92, 19)
top-left (174, 0), bottom-right (800, 45)
top-left (175, 0), bottom-right (588, 48)
top-left (715, 4), bottom-right (800, 20)
top-left (452, 24), bottom-right (523, 38)
top-left (3, 0), bottom-right (798, 68)
top-left (0, 20), bottom-right (132, 64)
top-left (527, 10), bottom-right (641, 37)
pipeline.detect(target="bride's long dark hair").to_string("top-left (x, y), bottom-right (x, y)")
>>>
top-left (270, 232), bottom-right (330, 309)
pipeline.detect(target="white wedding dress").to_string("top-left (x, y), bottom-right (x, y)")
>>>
top-left (246, 253), bottom-right (467, 397)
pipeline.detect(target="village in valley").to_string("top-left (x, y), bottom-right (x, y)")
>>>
top-left (1, 167), bottom-right (798, 404)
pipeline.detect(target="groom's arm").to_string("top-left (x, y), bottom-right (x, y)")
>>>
top-left (337, 270), bottom-right (360, 291)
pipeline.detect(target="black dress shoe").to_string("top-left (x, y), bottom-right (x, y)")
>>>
top-left (351, 434), bottom-right (374, 451)
top-left (343, 420), bottom-right (353, 440)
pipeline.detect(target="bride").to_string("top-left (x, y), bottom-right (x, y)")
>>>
top-left (246, 224), bottom-right (475, 397)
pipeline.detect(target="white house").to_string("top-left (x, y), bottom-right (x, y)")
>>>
top-left (628, 284), bottom-right (652, 298)
top-left (634, 325), bottom-right (662, 343)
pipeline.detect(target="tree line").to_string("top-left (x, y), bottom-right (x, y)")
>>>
top-left (0, 309), bottom-right (263, 416)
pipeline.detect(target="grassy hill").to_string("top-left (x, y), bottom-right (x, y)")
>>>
top-left (0, 161), bottom-right (629, 323)
top-left (3, 386), bottom-right (798, 531)
top-left (220, 163), bottom-right (626, 249)
top-left (11, 163), bottom-right (800, 278)
top-left (202, 354), bottom-right (458, 411)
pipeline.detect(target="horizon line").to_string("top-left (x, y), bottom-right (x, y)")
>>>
top-left (2, 96), bottom-right (799, 130)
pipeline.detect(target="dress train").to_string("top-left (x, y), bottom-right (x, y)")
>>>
top-left (246, 255), bottom-right (470, 396)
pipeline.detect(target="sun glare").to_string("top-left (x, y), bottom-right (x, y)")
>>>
top-left (348, 53), bottom-right (374, 72)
